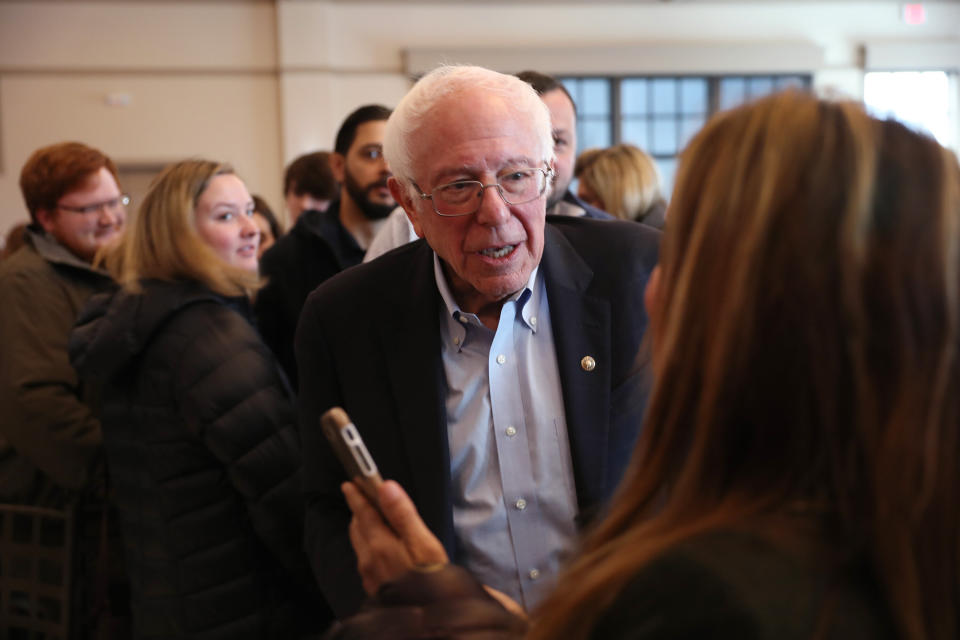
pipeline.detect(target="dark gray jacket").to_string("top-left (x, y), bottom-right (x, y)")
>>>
top-left (0, 227), bottom-right (113, 506)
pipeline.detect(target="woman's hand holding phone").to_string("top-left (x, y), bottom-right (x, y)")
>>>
top-left (342, 479), bottom-right (449, 596)
top-left (323, 406), bottom-right (446, 593)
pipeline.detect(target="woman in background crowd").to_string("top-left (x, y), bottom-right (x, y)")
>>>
top-left (575, 143), bottom-right (666, 229)
top-left (331, 91), bottom-right (960, 640)
top-left (70, 160), bottom-right (329, 639)
top-left (252, 194), bottom-right (283, 259)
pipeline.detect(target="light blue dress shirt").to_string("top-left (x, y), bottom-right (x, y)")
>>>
top-left (433, 254), bottom-right (579, 610)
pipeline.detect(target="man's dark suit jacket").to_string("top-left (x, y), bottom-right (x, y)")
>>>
top-left (295, 216), bottom-right (660, 617)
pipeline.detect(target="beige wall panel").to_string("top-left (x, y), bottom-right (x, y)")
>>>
top-left (280, 71), bottom-right (411, 164)
top-left (280, 1), bottom-right (960, 72)
top-left (0, 1), bottom-right (276, 70)
top-left (0, 73), bottom-right (281, 233)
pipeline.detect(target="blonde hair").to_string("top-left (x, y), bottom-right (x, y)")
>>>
top-left (102, 159), bottom-right (259, 297)
top-left (531, 91), bottom-right (960, 639)
top-left (575, 143), bottom-right (664, 222)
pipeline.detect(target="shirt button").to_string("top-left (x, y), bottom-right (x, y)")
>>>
top-left (458, 315), bottom-right (468, 324)
top-left (515, 498), bottom-right (527, 510)
top-left (453, 336), bottom-right (461, 346)
top-left (530, 316), bottom-right (537, 326)
top-left (496, 354), bottom-right (506, 365)
top-left (505, 425), bottom-right (517, 437)
top-left (529, 569), bottom-right (540, 580)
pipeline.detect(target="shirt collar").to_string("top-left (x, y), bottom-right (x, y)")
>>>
top-left (432, 253), bottom-right (541, 333)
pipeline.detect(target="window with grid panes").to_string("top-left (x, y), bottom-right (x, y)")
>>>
top-left (561, 74), bottom-right (811, 197)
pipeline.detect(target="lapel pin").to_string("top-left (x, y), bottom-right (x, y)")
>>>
top-left (580, 356), bottom-right (596, 372)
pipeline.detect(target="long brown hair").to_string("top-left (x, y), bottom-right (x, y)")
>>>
top-left (530, 92), bottom-right (960, 639)
top-left (102, 159), bottom-right (259, 298)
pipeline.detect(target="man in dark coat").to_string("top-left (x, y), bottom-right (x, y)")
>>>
top-left (515, 70), bottom-right (614, 220)
top-left (256, 104), bottom-right (394, 388)
top-left (0, 141), bottom-right (129, 638)
top-left (0, 142), bottom-right (125, 506)
top-left (296, 65), bottom-right (660, 618)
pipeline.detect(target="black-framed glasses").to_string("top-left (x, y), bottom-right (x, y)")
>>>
top-left (57, 194), bottom-right (130, 215)
top-left (413, 167), bottom-right (554, 217)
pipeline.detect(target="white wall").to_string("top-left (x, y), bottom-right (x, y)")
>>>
top-left (1, 0), bottom-right (958, 233)
top-left (0, 1), bottom-right (283, 229)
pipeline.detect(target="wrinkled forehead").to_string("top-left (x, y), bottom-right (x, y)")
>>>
top-left (410, 93), bottom-right (546, 166)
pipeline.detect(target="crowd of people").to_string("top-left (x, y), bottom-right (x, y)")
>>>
top-left (0, 64), bottom-right (957, 640)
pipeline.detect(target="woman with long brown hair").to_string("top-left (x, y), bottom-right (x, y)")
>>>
top-left (530, 90), bottom-right (960, 639)
top-left (329, 91), bottom-right (960, 640)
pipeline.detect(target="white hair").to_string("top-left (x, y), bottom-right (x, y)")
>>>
top-left (384, 65), bottom-right (555, 189)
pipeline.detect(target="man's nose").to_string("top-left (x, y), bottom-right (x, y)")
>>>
top-left (97, 203), bottom-right (121, 227)
top-left (473, 185), bottom-right (511, 226)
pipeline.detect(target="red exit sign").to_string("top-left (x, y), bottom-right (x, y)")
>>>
top-left (903, 3), bottom-right (926, 25)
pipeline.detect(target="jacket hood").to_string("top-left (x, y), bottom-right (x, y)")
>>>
top-left (69, 279), bottom-right (233, 382)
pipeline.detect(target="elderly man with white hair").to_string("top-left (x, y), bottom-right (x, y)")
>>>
top-left (296, 65), bottom-right (661, 618)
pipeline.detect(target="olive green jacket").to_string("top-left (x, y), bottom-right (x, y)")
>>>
top-left (0, 227), bottom-right (113, 506)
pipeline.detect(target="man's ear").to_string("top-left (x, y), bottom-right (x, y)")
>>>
top-left (388, 177), bottom-right (424, 238)
top-left (35, 208), bottom-right (57, 234)
top-left (329, 152), bottom-right (346, 184)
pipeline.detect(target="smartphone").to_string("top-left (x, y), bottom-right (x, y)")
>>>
top-left (321, 407), bottom-right (384, 507)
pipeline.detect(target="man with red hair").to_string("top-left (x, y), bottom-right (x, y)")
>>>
top-left (0, 142), bottom-right (129, 637)
top-left (0, 141), bottom-right (126, 505)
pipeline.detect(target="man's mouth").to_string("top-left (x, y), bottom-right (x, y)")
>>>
top-left (479, 245), bottom-right (516, 259)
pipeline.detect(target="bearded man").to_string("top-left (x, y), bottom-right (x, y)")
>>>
top-left (256, 104), bottom-right (394, 387)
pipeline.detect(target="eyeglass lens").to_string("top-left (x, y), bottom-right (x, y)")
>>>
top-left (433, 169), bottom-right (546, 216)
top-left (60, 195), bottom-right (130, 215)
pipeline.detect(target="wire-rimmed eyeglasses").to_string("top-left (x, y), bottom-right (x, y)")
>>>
top-left (57, 194), bottom-right (130, 215)
top-left (412, 167), bottom-right (554, 217)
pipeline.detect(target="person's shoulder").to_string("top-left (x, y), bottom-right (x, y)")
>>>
top-left (318, 239), bottom-right (428, 295)
top-left (547, 214), bottom-right (660, 246)
top-left (594, 530), bottom-right (894, 640)
top-left (0, 240), bottom-right (83, 299)
top-left (260, 213), bottom-right (336, 266)
top-left (300, 239), bottom-right (431, 326)
top-left (559, 189), bottom-right (616, 220)
top-left (590, 535), bottom-right (759, 640)
top-left (154, 283), bottom-right (246, 329)
top-left (0, 241), bottom-right (48, 281)
top-left (147, 284), bottom-right (265, 365)
top-left (546, 215), bottom-right (660, 275)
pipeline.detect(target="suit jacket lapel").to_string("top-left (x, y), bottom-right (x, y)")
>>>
top-left (541, 225), bottom-right (612, 516)
top-left (378, 241), bottom-right (456, 550)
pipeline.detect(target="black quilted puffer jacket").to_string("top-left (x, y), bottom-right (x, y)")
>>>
top-left (69, 279), bottom-right (330, 639)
